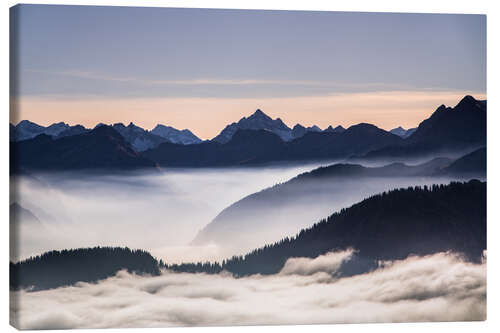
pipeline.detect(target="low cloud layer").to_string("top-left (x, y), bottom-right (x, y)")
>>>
top-left (10, 251), bottom-right (486, 329)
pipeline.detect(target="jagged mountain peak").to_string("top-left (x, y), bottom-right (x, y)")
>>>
top-left (151, 124), bottom-right (202, 145)
top-left (213, 109), bottom-right (293, 143)
top-left (455, 95), bottom-right (484, 111)
top-left (324, 125), bottom-right (346, 133)
top-left (17, 119), bottom-right (40, 126)
top-left (251, 109), bottom-right (268, 117)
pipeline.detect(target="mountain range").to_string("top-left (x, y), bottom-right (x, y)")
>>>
top-left (212, 109), bottom-right (342, 143)
top-left (10, 95), bottom-right (486, 171)
top-left (10, 120), bottom-right (202, 152)
top-left (11, 125), bottom-right (157, 171)
top-left (143, 123), bottom-right (404, 167)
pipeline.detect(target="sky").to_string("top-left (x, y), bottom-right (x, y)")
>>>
top-left (10, 5), bottom-right (486, 139)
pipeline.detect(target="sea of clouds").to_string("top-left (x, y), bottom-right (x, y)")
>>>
top-left (10, 251), bottom-right (486, 329)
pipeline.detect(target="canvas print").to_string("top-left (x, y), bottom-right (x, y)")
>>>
top-left (9, 4), bottom-right (486, 330)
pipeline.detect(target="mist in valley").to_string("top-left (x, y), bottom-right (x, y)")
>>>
top-left (10, 161), bottom-right (338, 263)
top-left (193, 175), bottom-right (462, 255)
top-left (10, 155), bottom-right (483, 264)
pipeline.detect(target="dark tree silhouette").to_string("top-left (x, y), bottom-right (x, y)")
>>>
top-left (10, 246), bottom-right (160, 291)
top-left (169, 180), bottom-right (486, 276)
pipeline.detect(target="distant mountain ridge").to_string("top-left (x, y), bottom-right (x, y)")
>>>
top-left (143, 123), bottom-right (403, 167)
top-left (110, 122), bottom-right (168, 152)
top-left (365, 95), bottom-right (486, 159)
top-left (152, 125), bottom-right (202, 145)
top-left (11, 125), bottom-right (157, 171)
top-left (10, 120), bottom-right (202, 151)
top-left (211, 109), bottom-right (343, 143)
top-left (11, 95), bottom-right (487, 170)
top-left (389, 126), bottom-right (417, 138)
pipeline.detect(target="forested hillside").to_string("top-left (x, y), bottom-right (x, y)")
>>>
top-left (172, 180), bottom-right (486, 276)
top-left (10, 247), bottom-right (161, 291)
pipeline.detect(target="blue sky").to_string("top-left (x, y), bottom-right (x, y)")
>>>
top-left (10, 4), bottom-right (486, 138)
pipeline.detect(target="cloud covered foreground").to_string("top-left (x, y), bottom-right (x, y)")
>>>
top-left (10, 251), bottom-right (486, 329)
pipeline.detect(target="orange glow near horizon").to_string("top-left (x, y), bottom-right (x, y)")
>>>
top-left (10, 91), bottom-right (486, 140)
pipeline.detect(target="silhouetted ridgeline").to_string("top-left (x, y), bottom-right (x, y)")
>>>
top-left (10, 96), bottom-right (486, 170)
top-left (10, 247), bottom-right (161, 291)
top-left (171, 180), bottom-right (486, 276)
top-left (10, 125), bottom-right (157, 172)
top-left (363, 95), bottom-right (486, 159)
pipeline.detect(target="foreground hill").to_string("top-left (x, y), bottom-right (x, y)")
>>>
top-left (10, 125), bottom-right (157, 171)
top-left (174, 180), bottom-right (486, 276)
top-left (10, 247), bottom-right (161, 291)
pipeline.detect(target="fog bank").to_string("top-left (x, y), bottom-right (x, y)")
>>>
top-left (10, 163), bottom-right (332, 262)
top-left (10, 251), bottom-right (486, 329)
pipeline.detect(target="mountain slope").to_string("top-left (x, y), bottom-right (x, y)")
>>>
top-left (13, 120), bottom-right (47, 141)
top-left (144, 129), bottom-right (286, 167)
top-left (212, 109), bottom-right (293, 143)
top-left (151, 125), bottom-right (202, 145)
top-left (291, 124), bottom-right (322, 139)
top-left (191, 157), bottom-right (455, 250)
top-left (176, 180), bottom-right (486, 276)
top-left (11, 125), bottom-right (157, 171)
top-left (389, 126), bottom-right (416, 138)
top-left (441, 147), bottom-right (486, 176)
top-left (10, 203), bottom-right (41, 224)
top-left (55, 125), bottom-right (89, 139)
top-left (111, 122), bottom-right (168, 152)
top-left (365, 95), bottom-right (486, 159)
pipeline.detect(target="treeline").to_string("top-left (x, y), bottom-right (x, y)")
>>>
top-left (169, 180), bottom-right (486, 276)
top-left (10, 246), bottom-right (160, 291)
